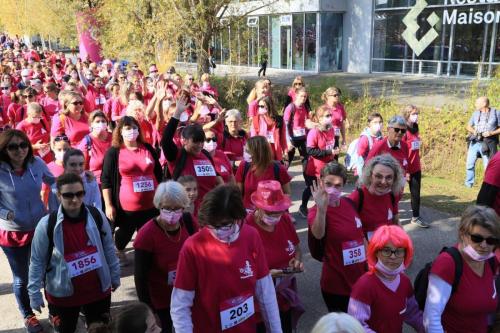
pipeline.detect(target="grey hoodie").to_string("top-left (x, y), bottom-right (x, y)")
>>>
top-left (0, 156), bottom-right (54, 232)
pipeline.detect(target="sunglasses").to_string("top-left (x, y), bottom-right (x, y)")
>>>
top-left (469, 233), bottom-right (499, 246)
top-left (392, 128), bottom-right (407, 134)
top-left (294, 82), bottom-right (303, 86)
top-left (23, 94), bottom-right (34, 98)
top-left (54, 135), bottom-right (69, 142)
top-left (258, 105), bottom-right (267, 109)
top-left (1, 87), bottom-right (9, 90)
top-left (205, 137), bottom-right (217, 143)
top-left (6, 141), bottom-right (29, 151)
top-left (0, 125), bottom-right (11, 132)
top-left (379, 247), bottom-right (406, 258)
top-left (60, 190), bottom-right (86, 200)
top-left (71, 101), bottom-right (83, 106)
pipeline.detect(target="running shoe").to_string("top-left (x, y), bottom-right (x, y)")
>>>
top-left (49, 314), bottom-right (61, 332)
top-left (24, 314), bottom-right (44, 333)
top-left (411, 217), bottom-right (430, 228)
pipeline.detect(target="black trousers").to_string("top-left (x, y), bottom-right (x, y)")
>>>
top-left (321, 290), bottom-right (349, 313)
top-left (48, 295), bottom-right (111, 333)
top-left (409, 171), bottom-right (421, 218)
top-left (258, 61), bottom-right (267, 77)
top-left (155, 307), bottom-right (173, 333)
top-left (256, 309), bottom-right (292, 333)
top-left (287, 138), bottom-right (307, 168)
top-left (301, 174), bottom-right (316, 208)
top-left (115, 208), bottom-right (158, 250)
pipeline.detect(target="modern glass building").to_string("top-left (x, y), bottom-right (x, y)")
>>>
top-left (176, 0), bottom-right (500, 78)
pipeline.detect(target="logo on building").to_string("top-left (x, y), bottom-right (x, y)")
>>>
top-left (401, 0), bottom-right (440, 56)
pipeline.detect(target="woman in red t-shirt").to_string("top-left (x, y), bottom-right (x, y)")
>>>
top-left (246, 79), bottom-right (270, 126)
top-left (301, 105), bottom-right (340, 218)
top-left (50, 91), bottom-right (90, 148)
top-left (348, 154), bottom-right (405, 240)
top-left (250, 96), bottom-right (287, 163)
top-left (235, 136), bottom-right (291, 212)
top-left (401, 105), bottom-right (429, 228)
top-left (77, 111), bottom-right (111, 186)
top-left (348, 225), bottom-right (424, 333)
top-left (134, 181), bottom-right (198, 333)
top-left (424, 205), bottom-right (500, 333)
top-left (308, 162), bottom-right (367, 313)
top-left (101, 116), bottom-right (162, 266)
top-left (247, 180), bottom-right (304, 333)
top-left (125, 99), bottom-right (154, 146)
top-left (204, 130), bottom-right (234, 184)
top-left (170, 185), bottom-right (282, 333)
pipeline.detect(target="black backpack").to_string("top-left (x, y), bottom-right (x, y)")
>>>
top-left (413, 246), bottom-right (497, 310)
top-left (181, 212), bottom-right (196, 236)
top-left (46, 206), bottom-right (106, 272)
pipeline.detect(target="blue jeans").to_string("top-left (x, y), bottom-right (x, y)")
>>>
top-left (1, 244), bottom-right (33, 318)
top-left (465, 141), bottom-right (489, 187)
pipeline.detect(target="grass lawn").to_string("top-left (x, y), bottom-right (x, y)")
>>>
top-left (409, 175), bottom-right (479, 215)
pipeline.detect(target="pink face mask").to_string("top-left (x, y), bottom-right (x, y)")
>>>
top-left (160, 209), bottom-right (183, 225)
top-left (325, 186), bottom-right (342, 205)
top-left (261, 213), bottom-right (282, 226)
top-left (463, 245), bottom-right (495, 262)
top-left (375, 261), bottom-right (405, 277)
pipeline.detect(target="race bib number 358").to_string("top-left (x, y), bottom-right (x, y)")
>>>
top-left (342, 240), bottom-right (366, 266)
top-left (220, 295), bottom-right (254, 330)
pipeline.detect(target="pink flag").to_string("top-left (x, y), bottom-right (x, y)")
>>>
top-left (76, 11), bottom-right (102, 63)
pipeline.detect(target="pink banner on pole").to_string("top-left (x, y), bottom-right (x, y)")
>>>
top-left (76, 11), bottom-right (102, 63)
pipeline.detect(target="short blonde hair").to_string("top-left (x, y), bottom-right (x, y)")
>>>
top-left (321, 86), bottom-right (341, 102)
top-left (459, 205), bottom-right (500, 240)
top-left (153, 181), bottom-right (190, 209)
top-left (200, 73), bottom-right (210, 82)
top-left (361, 154), bottom-right (405, 194)
top-left (401, 105), bottom-right (417, 121)
top-left (311, 313), bottom-right (364, 333)
top-left (61, 91), bottom-right (84, 115)
top-left (27, 102), bottom-right (42, 115)
top-left (125, 100), bottom-right (145, 117)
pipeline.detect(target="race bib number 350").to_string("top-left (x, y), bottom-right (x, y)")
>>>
top-left (193, 160), bottom-right (216, 177)
top-left (220, 295), bottom-right (255, 330)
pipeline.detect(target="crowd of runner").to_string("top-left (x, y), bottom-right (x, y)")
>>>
top-left (0, 34), bottom-right (499, 333)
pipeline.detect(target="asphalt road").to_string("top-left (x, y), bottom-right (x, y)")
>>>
top-left (0, 162), bottom-right (461, 333)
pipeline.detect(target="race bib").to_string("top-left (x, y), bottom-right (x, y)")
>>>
top-left (220, 295), bottom-right (255, 330)
top-left (66, 248), bottom-right (102, 278)
top-left (267, 131), bottom-right (274, 144)
top-left (133, 176), bottom-right (154, 193)
top-left (167, 270), bottom-right (176, 286)
top-left (293, 128), bottom-right (306, 137)
top-left (342, 240), bottom-right (366, 266)
top-left (325, 141), bottom-right (335, 151)
top-left (334, 128), bottom-right (341, 136)
top-left (411, 141), bottom-right (421, 150)
top-left (193, 160), bottom-right (216, 177)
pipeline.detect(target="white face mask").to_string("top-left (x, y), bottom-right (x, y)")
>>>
top-left (179, 111), bottom-right (189, 123)
top-left (409, 114), bottom-right (418, 123)
top-left (30, 117), bottom-right (41, 124)
top-left (321, 115), bottom-right (333, 127)
top-left (208, 223), bottom-right (241, 243)
top-left (54, 150), bottom-right (65, 162)
top-left (92, 122), bottom-right (107, 133)
top-left (372, 123), bottom-right (382, 133)
top-left (243, 151), bottom-right (252, 163)
top-left (203, 140), bottom-right (217, 152)
top-left (122, 128), bottom-right (139, 142)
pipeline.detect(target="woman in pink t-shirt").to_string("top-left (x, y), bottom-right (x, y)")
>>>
top-left (322, 86), bottom-right (347, 148)
top-left (50, 91), bottom-right (89, 147)
top-left (348, 225), bottom-right (424, 333)
top-left (101, 116), bottom-right (162, 266)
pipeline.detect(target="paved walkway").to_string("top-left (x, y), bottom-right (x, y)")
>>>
top-left (177, 62), bottom-right (488, 108)
top-left (0, 162), bottom-right (460, 333)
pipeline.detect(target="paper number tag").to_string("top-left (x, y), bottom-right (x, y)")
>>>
top-left (66, 249), bottom-right (102, 278)
top-left (334, 128), bottom-right (341, 136)
top-left (342, 240), bottom-right (366, 266)
top-left (411, 141), bottom-right (421, 150)
top-left (220, 295), bottom-right (255, 330)
top-left (193, 160), bottom-right (216, 177)
top-left (133, 177), bottom-right (154, 193)
top-left (293, 128), bottom-right (306, 137)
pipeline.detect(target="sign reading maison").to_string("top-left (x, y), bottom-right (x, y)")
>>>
top-left (443, 0), bottom-right (500, 24)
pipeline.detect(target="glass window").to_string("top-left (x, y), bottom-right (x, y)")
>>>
top-left (292, 14), bottom-right (304, 70)
top-left (373, 10), bottom-right (407, 60)
top-left (304, 13), bottom-right (317, 71)
top-left (239, 25), bottom-right (249, 66)
top-left (221, 27), bottom-right (230, 65)
top-left (259, 16), bottom-right (269, 67)
top-left (280, 25), bottom-right (292, 69)
top-left (320, 12), bottom-right (343, 71)
top-left (270, 15), bottom-right (281, 68)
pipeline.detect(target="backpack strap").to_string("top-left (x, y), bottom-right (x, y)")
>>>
top-left (45, 211), bottom-right (58, 272)
top-left (172, 148), bottom-right (188, 180)
top-left (357, 187), bottom-right (364, 213)
top-left (286, 104), bottom-right (296, 139)
top-left (442, 247), bottom-right (463, 293)
top-left (87, 205), bottom-right (106, 239)
top-left (181, 212), bottom-right (195, 236)
top-left (241, 161), bottom-right (251, 198)
top-left (272, 161), bottom-right (280, 181)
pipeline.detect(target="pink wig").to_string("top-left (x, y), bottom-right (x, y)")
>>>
top-left (367, 225), bottom-right (414, 272)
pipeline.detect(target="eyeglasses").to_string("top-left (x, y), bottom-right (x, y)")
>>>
top-left (258, 105), bottom-right (267, 109)
top-left (54, 135), bottom-right (69, 142)
top-left (378, 247), bottom-right (406, 258)
top-left (205, 137), bottom-right (217, 143)
top-left (71, 101), bottom-right (83, 106)
top-left (119, 76), bottom-right (126, 79)
top-left (60, 190), bottom-right (86, 200)
top-left (294, 82), bottom-right (303, 86)
top-left (1, 87), bottom-right (9, 90)
top-left (6, 142), bottom-right (29, 151)
top-left (469, 233), bottom-right (499, 246)
top-left (391, 127), bottom-right (407, 134)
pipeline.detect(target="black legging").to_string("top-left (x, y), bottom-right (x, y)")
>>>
top-left (301, 174), bottom-right (316, 208)
top-left (321, 290), bottom-right (350, 313)
top-left (155, 308), bottom-right (173, 333)
top-left (114, 208), bottom-right (158, 250)
top-left (409, 171), bottom-right (421, 218)
top-left (256, 309), bottom-right (292, 333)
top-left (258, 61), bottom-right (267, 77)
top-left (287, 138), bottom-right (307, 169)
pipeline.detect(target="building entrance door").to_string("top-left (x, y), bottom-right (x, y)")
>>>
top-left (281, 26), bottom-right (292, 69)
